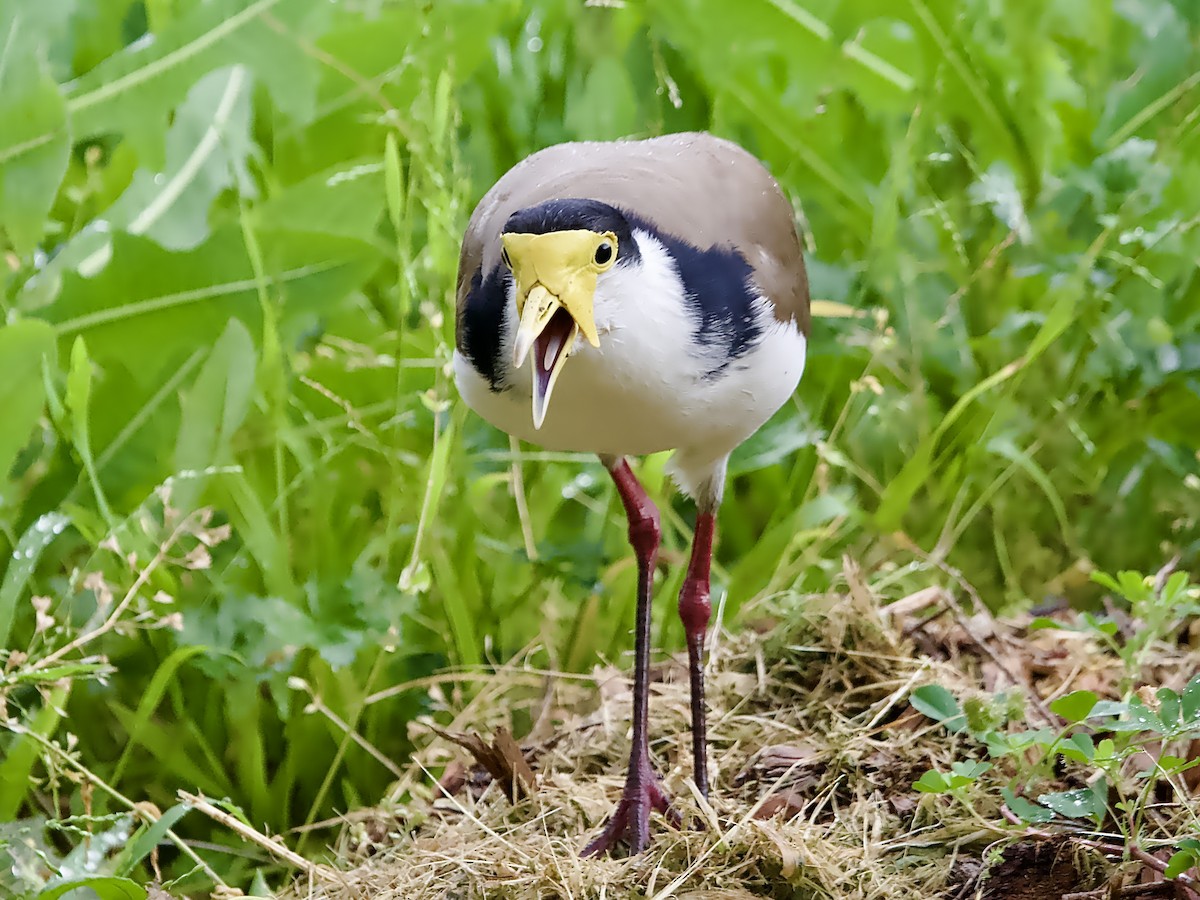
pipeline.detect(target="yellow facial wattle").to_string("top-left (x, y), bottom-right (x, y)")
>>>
top-left (501, 229), bottom-right (617, 428)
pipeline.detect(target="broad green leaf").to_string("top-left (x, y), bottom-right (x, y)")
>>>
top-left (1094, 738), bottom-right (1117, 765)
top-left (1165, 848), bottom-right (1200, 880)
top-left (89, 350), bottom-right (202, 502)
top-left (1167, 0), bottom-right (1200, 26)
top-left (173, 317), bottom-right (257, 512)
top-left (1118, 570), bottom-right (1151, 601)
top-left (1038, 786), bottom-right (1105, 822)
top-left (63, 64), bottom-right (257, 279)
top-left (0, 0), bottom-right (76, 59)
top-left (1050, 690), bottom-right (1099, 723)
top-left (1110, 696), bottom-right (1163, 735)
top-left (1060, 731), bottom-right (1094, 764)
top-left (910, 684), bottom-right (966, 733)
top-left (914, 761), bottom-right (985, 794)
top-left (1158, 687), bottom-right (1181, 732)
top-left (1080, 613), bottom-right (1120, 638)
top-left (950, 760), bottom-right (991, 779)
top-left (1182, 674), bottom-right (1200, 724)
top-left (70, 0), bottom-right (141, 75)
top-left (1161, 570), bottom-right (1192, 604)
top-left (41, 228), bottom-right (382, 388)
top-left (1164, 840), bottom-right (1200, 879)
top-left (64, 0), bottom-right (325, 167)
top-left (0, 6), bottom-right (70, 255)
top-left (254, 158), bottom-right (386, 242)
top-left (0, 320), bottom-right (56, 481)
top-left (35, 876), bottom-right (147, 900)
top-left (1089, 571), bottom-right (1123, 594)
top-left (1157, 755), bottom-right (1190, 775)
top-left (1003, 788), bottom-right (1055, 824)
top-left (913, 770), bottom-right (950, 793)
top-left (986, 727), bottom-right (1054, 758)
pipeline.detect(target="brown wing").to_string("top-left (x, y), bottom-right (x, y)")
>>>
top-left (456, 131), bottom-right (810, 340)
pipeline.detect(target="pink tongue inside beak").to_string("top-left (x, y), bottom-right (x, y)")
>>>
top-left (531, 306), bottom-right (576, 428)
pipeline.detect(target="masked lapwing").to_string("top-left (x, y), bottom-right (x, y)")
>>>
top-left (453, 131), bottom-right (810, 855)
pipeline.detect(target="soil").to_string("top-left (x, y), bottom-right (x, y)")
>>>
top-left (979, 840), bottom-right (1092, 899)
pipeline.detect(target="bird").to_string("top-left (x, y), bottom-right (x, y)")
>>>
top-left (452, 131), bottom-right (810, 856)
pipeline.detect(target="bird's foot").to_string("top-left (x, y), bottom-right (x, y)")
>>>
top-left (582, 753), bottom-right (682, 857)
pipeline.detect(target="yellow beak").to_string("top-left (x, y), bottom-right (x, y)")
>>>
top-left (502, 229), bottom-right (614, 429)
top-left (513, 284), bottom-right (577, 429)
top-left (511, 284), bottom-right (564, 370)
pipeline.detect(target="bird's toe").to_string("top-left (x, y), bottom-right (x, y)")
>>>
top-left (581, 768), bottom-right (679, 857)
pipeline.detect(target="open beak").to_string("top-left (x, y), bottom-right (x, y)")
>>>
top-left (503, 229), bottom-right (608, 430)
top-left (512, 284), bottom-right (579, 429)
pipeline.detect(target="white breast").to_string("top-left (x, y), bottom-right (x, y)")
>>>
top-left (454, 230), bottom-right (807, 495)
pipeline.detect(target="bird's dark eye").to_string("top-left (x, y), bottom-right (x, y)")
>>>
top-left (501, 247), bottom-right (512, 269)
top-left (594, 242), bottom-right (614, 266)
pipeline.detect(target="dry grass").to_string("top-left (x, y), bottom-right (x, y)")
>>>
top-left (271, 560), bottom-right (1197, 900)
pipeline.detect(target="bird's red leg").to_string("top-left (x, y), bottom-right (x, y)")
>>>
top-left (583, 457), bottom-right (677, 856)
top-left (679, 511), bottom-right (715, 798)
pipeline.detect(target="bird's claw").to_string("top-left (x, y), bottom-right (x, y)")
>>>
top-left (582, 758), bottom-right (681, 857)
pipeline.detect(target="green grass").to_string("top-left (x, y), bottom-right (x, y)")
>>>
top-left (1, 0), bottom-right (1198, 893)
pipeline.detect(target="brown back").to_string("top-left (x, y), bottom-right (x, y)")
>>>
top-left (456, 132), bottom-right (810, 337)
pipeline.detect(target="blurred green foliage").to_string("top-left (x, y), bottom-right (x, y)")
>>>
top-left (1, 0), bottom-right (1199, 890)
